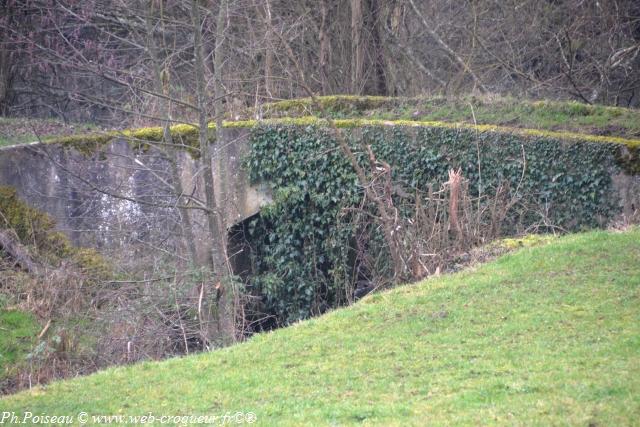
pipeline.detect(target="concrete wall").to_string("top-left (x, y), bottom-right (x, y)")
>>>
top-left (0, 129), bottom-right (271, 265)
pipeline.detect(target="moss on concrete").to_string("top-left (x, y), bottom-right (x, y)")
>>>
top-left (44, 115), bottom-right (640, 158)
top-left (0, 186), bottom-right (111, 280)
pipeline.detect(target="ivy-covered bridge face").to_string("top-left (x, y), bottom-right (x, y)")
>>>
top-left (244, 124), bottom-right (633, 324)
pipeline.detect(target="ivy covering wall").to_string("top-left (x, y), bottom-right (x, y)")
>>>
top-left (244, 124), bottom-right (632, 326)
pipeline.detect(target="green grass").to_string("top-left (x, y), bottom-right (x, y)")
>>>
top-left (1, 229), bottom-right (639, 425)
top-left (260, 95), bottom-right (640, 139)
top-left (0, 310), bottom-right (39, 381)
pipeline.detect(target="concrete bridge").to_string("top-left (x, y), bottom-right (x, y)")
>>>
top-left (2, 123), bottom-right (640, 269)
top-left (0, 128), bottom-right (271, 266)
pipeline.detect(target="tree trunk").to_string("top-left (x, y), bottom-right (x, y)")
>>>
top-left (350, 0), bottom-right (364, 94)
top-left (263, 0), bottom-right (274, 98)
top-left (318, 0), bottom-right (331, 95)
top-left (370, 0), bottom-right (388, 95)
top-left (0, 2), bottom-right (13, 114)
top-left (212, 0), bottom-right (236, 344)
top-left (191, 0), bottom-right (234, 345)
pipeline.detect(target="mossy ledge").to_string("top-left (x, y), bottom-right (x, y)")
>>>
top-left (259, 95), bottom-right (640, 137)
top-left (258, 95), bottom-right (407, 117)
top-left (45, 116), bottom-right (640, 157)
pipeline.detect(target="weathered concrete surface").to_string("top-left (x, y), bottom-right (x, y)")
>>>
top-left (612, 172), bottom-right (640, 222)
top-left (0, 129), bottom-right (271, 263)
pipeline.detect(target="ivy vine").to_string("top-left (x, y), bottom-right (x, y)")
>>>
top-left (244, 124), bottom-right (625, 326)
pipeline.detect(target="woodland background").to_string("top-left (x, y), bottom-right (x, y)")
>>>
top-left (1, 0), bottom-right (639, 127)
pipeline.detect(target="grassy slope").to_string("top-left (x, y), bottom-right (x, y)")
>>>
top-left (2, 229), bottom-right (639, 425)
